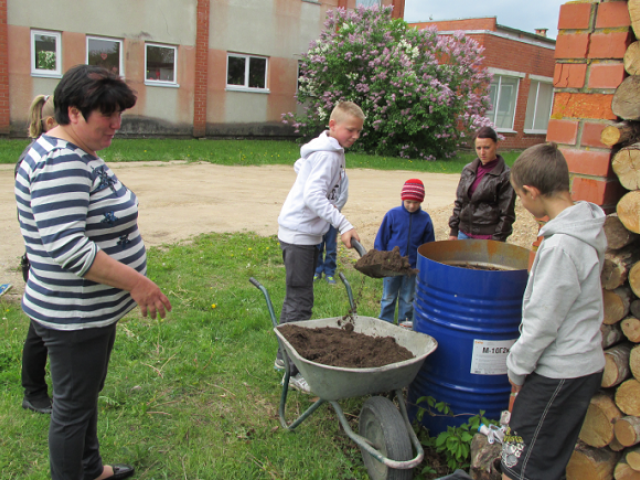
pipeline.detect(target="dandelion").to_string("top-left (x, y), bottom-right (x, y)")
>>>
top-left (211, 304), bottom-right (217, 309)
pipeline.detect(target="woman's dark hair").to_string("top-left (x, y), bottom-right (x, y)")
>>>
top-left (53, 64), bottom-right (137, 125)
top-left (474, 126), bottom-right (498, 143)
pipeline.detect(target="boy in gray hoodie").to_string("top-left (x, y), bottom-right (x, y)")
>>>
top-left (275, 102), bottom-right (363, 393)
top-left (501, 143), bottom-right (606, 480)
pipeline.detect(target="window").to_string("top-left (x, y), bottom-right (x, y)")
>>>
top-left (356, 0), bottom-right (382, 6)
top-left (486, 70), bottom-right (524, 131)
top-left (87, 36), bottom-right (123, 76)
top-left (31, 30), bottom-right (61, 77)
top-left (524, 76), bottom-right (554, 134)
top-left (145, 43), bottom-right (178, 86)
top-left (226, 54), bottom-right (269, 92)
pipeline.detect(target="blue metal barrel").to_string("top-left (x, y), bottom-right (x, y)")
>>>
top-left (408, 240), bottom-right (529, 434)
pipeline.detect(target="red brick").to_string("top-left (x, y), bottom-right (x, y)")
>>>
top-left (552, 92), bottom-right (616, 120)
top-left (580, 122), bottom-right (609, 149)
top-left (546, 119), bottom-right (579, 145)
top-left (588, 31), bottom-right (633, 59)
top-left (558, 2), bottom-right (593, 30)
top-left (596, 2), bottom-right (631, 28)
top-left (561, 147), bottom-right (612, 176)
top-left (555, 33), bottom-right (590, 59)
top-left (588, 62), bottom-right (626, 89)
top-left (554, 63), bottom-right (587, 88)
top-left (571, 177), bottom-right (626, 205)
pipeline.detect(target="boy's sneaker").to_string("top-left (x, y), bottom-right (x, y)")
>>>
top-left (274, 358), bottom-right (285, 371)
top-left (281, 373), bottom-right (311, 394)
top-left (399, 320), bottom-right (413, 330)
top-left (313, 273), bottom-right (321, 282)
top-left (325, 276), bottom-right (336, 285)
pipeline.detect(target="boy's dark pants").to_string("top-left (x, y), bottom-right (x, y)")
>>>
top-left (501, 371), bottom-right (602, 480)
top-left (278, 241), bottom-right (318, 375)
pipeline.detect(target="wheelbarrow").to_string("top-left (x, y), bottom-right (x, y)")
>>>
top-left (249, 273), bottom-right (438, 480)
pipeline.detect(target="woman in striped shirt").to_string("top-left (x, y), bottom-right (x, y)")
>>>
top-left (15, 64), bottom-right (171, 480)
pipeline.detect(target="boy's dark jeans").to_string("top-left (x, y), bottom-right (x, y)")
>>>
top-left (277, 241), bottom-right (318, 376)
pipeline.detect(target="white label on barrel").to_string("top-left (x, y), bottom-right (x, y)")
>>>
top-left (470, 339), bottom-right (517, 375)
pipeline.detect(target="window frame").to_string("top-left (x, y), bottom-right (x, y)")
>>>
top-left (524, 75), bottom-right (554, 135)
top-left (86, 35), bottom-right (124, 78)
top-left (31, 29), bottom-right (62, 78)
top-left (225, 53), bottom-right (270, 94)
top-left (356, 0), bottom-right (382, 6)
top-left (144, 42), bottom-right (179, 88)
top-left (486, 68), bottom-right (525, 133)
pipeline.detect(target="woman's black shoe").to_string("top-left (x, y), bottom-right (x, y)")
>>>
top-left (22, 396), bottom-right (52, 414)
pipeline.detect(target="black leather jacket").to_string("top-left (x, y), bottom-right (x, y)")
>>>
top-left (448, 155), bottom-right (516, 241)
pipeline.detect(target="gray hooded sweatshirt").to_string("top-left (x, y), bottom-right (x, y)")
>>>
top-left (507, 201), bottom-right (606, 386)
top-left (278, 131), bottom-right (353, 245)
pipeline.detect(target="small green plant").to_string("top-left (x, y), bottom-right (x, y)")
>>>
top-left (414, 396), bottom-right (498, 474)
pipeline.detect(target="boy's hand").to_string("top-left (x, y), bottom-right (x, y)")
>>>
top-left (448, 235), bottom-right (458, 241)
top-left (341, 229), bottom-right (360, 249)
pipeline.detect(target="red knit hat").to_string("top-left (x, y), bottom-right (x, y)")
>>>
top-left (401, 179), bottom-right (425, 202)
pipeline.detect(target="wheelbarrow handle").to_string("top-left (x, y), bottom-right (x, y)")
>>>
top-left (248, 277), bottom-right (279, 329)
top-left (351, 239), bottom-right (367, 258)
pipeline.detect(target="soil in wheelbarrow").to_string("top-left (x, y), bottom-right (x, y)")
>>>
top-left (354, 246), bottom-right (418, 277)
top-left (279, 324), bottom-right (414, 368)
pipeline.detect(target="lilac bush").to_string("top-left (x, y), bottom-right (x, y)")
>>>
top-left (282, 6), bottom-right (495, 160)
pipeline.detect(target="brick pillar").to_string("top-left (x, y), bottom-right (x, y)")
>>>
top-left (337, 0), bottom-right (348, 9)
top-left (548, 0), bottom-right (632, 212)
top-left (0, 0), bottom-right (10, 136)
top-left (193, 0), bottom-right (210, 138)
top-left (391, 0), bottom-right (405, 19)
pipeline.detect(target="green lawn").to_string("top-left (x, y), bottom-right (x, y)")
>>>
top-left (1, 138), bottom-right (521, 173)
top-left (0, 233), bottom-right (409, 480)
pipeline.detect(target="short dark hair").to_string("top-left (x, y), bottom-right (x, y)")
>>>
top-left (510, 142), bottom-right (570, 196)
top-left (474, 126), bottom-right (498, 143)
top-left (54, 64), bottom-right (137, 125)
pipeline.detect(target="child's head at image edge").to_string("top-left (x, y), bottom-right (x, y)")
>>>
top-left (511, 142), bottom-right (570, 216)
top-left (401, 178), bottom-right (424, 213)
top-left (328, 101), bottom-right (365, 149)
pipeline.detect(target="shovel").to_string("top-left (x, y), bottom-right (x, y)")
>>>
top-left (351, 239), bottom-right (409, 278)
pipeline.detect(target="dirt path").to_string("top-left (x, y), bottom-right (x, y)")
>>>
top-left (0, 161), bottom-right (538, 301)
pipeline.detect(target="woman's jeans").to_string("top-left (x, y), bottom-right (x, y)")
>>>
top-left (33, 321), bottom-right (116, 480)
top-left (379, 275), bottom-right (416, 324)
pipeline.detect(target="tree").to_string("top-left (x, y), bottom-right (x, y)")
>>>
top-left (282, 6), bottom-right (495, 160)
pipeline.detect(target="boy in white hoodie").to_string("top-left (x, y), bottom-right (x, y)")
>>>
top-left (501, 143), bottom-right (606, 480)
top-left (276, 102), bottom-right (363, 393)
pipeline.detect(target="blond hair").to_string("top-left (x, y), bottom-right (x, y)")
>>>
top-left (28, 94), bottom-right (55, 138)
top-left (330, 101), bottom-right (365, 123)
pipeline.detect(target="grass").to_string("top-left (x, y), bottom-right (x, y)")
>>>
top-left (0, 232), bottom-right (396, 480)
top-left (0, 138), bottom-right (521, 173)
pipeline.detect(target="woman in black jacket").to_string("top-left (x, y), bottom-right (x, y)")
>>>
top-left (448, 127), bottom-right (516, 242)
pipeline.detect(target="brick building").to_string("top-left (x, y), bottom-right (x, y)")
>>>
top-left (0, 0), bottom-right (404, 138)
top-left (410, 17), bottom-right (556, 150)
top-left (546, 1), bottom-right (632, 212)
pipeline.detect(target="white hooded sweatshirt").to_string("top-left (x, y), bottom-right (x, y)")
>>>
top-left (278, 131), bottom-right (353, 245)
top-left (507, 201), bottom-right (606, 385)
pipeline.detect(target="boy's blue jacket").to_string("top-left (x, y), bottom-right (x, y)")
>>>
top-left (374, 203), bottom-right (435, 268)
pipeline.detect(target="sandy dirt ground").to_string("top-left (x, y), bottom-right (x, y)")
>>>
top-left (0, 161), bottom-right (538, 302)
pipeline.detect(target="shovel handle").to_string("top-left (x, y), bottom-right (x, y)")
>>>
top-left (351, 239), bottom-right (367, 258)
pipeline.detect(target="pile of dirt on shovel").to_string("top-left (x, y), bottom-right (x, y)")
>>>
top-left (279, 324), bottom-right (414, 368)
top-left (354, 246), bottom-right (418, 276)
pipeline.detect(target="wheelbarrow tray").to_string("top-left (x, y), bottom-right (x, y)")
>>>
top-left (275, 316), bottom-right (437, 401)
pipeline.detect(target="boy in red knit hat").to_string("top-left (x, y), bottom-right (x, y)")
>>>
top-left (374, 179), bottom-right (435, 325)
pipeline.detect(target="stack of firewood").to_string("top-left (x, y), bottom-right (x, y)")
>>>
top-left (567, 210), bottom-right (640, 479)
top-left (566, 4), bottom-right (640, 478)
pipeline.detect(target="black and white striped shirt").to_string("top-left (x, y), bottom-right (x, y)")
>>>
top-left (15, 135), bottom-right (146, 330)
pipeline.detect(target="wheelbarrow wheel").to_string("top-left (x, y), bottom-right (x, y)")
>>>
top-left (359, 396), bottom-right (413, 480)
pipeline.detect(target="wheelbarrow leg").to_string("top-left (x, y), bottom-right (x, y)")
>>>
top-left (250, 277), bottom-right (327, 431)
